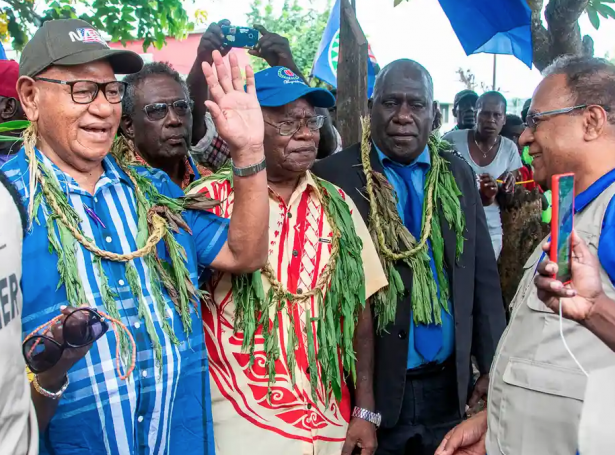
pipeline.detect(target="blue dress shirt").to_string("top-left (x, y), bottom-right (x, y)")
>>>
top-left (376, 145), bottom-right (455, 369)
top-left (2, 149), bottom-right (229, 455)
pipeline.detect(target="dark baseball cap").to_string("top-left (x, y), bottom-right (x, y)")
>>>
top-left (19, 19), bottom-right (143, 78)
top-left (454, 89), bottom-right (479, 108)
top-left (254, 67), bottom-right (335, 109)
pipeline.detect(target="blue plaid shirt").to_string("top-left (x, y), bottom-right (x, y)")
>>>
top-left (2, 148), bottom-right (229, 455)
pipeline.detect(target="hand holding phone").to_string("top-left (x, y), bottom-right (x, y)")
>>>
top-left (550, 173), bottom-right (575, 283)
top-left (221, 25), bottom-right (260, 49)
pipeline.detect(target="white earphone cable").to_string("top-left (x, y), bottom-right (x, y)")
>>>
top-left (559, 297), bottom-right (589, 377)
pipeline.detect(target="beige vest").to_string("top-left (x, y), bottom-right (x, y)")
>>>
top-left (486, 180), bottom-right (615, 455)
top-left (0, 180), bottom-right (38, 455)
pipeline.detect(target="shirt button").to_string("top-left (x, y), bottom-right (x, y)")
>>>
top-left (142, 370), bottom-right (148, 378)
top-left (118, 279), bottom-right (125, 286)
top-left (297, 288), bottom-right (303, 295)
top-left (137, 416), bottom-right (144, 423)
top-left (134, 322), bottom-right (141, 329)
top-left (292, 249), bottom-right (299, 257)
top-left (105, 236), bottom-right (112, 243)
top-left (398, 330), bottom-right (407, 340)
top-left (287, 212), bottom-right (293, 219)
top-left (307, 403), bottom-right (312, 410)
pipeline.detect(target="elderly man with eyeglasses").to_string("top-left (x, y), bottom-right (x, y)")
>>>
top-left (119, 61), bottom-right (216, 189)
top-left (188, 66), bottom-right (388, 455)
top-left (436, 55), bottom-right (615, 455)
top-left (1, 18), bottom-right (270, 455)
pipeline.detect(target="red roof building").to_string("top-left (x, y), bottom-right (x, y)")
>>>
top-left (108, 32), bottom-right (251, 76)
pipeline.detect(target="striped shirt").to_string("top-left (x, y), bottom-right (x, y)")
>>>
top-left (2, 148), bottom-right (229, 455)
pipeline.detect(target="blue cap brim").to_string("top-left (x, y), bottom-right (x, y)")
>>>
top-left (258, 86), bottom-right (336, 109)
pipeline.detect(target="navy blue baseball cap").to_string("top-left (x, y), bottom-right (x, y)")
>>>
top-left (254, 66), bottom-right (336, 109)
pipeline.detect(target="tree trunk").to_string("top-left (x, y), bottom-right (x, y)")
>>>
top-left (528, 0), bottom-right (594, 71)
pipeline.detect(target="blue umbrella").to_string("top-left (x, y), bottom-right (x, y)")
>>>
top-left (438, 0), bottom-right (533, 68)
top-left (0, 42), bottom-right (6, 60)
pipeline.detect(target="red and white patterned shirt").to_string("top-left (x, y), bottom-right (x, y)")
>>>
top-left (189, 171), bottom-right (387, 455)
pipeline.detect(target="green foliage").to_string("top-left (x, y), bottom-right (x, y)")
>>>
top-left (247, 0), bottom-right (331, 78)
top-left (0, 0), bottom-right (196, 52)
top-left (586, 0), bottom-right (615, 29)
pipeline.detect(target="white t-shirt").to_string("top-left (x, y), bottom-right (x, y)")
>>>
top-left (442, 130), bottom-right (522, 242)
top-left (0, 172), bottom-right (38, 455)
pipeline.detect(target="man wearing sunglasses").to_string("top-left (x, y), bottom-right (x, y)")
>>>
top-left (120, 62), bottom-right (213, 189)
top-left (436, 55), bottom-right (615, 455)
top-left (2, 18), bottom-right (269, 455)
top-left (189, 66), bottom-right (388, 455)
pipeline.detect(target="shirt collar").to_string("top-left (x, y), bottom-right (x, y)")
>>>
top-left (575, 167), bottom-right (615, 213)
top-left (33, 148), bottom-right (130, 196)
top-left (268, 170), bottom-right (322, 207)
top-left (375, 142), bottom-right (431, 170)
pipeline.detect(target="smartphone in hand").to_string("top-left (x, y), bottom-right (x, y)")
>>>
top-left (550, 173), bottom-right (575, 284)
top-left (221, 26), bottom-right (260, 48)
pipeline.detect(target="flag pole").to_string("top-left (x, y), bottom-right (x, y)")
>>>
top-left (492, 54), bottom-right (497, 91)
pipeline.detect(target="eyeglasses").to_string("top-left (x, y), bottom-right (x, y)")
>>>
top-left (526, 104), bottom-right (611, 131)
top-left (23, 308), bottom-right (109, 373)
top-left (264, 115), bottom-right (325, 136)
top-left (35, 77), bottom-right (126, 104)
top-left (143, 100), bottom-right (194, 121)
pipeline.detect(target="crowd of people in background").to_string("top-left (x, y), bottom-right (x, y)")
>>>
top-left (1, 15), bottom-right (615, 455)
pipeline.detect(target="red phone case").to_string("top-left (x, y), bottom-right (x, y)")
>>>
top-left (550, 173), bottom-right (575, 282)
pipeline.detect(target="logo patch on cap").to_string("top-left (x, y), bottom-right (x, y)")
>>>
top-left (68, 28), bottom-right (109, 47)
top-left (277, 67), bottom-right (306, 86)
top-left (278, 68), bottom-right (300, 81)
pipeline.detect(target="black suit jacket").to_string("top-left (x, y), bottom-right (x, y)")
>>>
top-left (312, 143), bottom-right (506, 428)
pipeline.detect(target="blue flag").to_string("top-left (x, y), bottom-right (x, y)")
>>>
top-left (0, 42), bottom-right (6, 60)
top-left (311, 0), bottom-right (378, 97)
top-left (438, 0), bottom-right (533, 68)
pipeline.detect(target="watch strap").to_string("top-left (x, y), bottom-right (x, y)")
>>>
top-left (352, 406), bottom-right (382, 428)
top-left (232, 158), bottom-right (266, 177)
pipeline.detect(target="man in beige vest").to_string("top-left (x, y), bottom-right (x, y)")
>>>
top-left (436, 55), bottom-right (615, 455)
top-left (534, 231), bottom-right (615, 455)
top-left (0, 171), bottom-right (38, 455)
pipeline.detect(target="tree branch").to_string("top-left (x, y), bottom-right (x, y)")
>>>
top-left (545, 0), bottom-right (589, 59)
top-left (528, 1), bottom-right (552, 71)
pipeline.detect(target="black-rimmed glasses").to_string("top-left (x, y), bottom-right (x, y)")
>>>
top-left (143, 100), bottom-right (194, 121)
top-left (526, 104), bottom-right (611, 131)
top-left (34, 77), bottom-right (127, 104)
top-left (23, 308), bottom-right (109, 373)
top-left (264, 115), bottom-right (325, 137)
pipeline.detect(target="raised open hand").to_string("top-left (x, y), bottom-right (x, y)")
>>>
top-left (202, 50), bottom-right (264, 165)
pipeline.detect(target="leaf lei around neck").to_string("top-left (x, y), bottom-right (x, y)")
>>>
top-left (191, 167), bottom-right (366, 404)
top-left (360, 116), bottom-right (466, 333)
top-left (23, 125), bottom-right (217, 371)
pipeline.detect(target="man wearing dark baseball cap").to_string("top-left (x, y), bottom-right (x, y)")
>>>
top-left (451, 89), bottom-right (479, 132)
top-left (5, 19), bottom-right (271, 455)
top-left (18, 18), bottom-right (142, 77)
top-left (0, 60), bottom-right (25, 165)
top-left (187, 65), bottom-right (387, 455)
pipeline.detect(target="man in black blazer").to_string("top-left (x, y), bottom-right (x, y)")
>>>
top-left (312, 60), bottom-right (506, 455)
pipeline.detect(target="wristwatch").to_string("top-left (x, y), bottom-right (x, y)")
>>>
top-left (33, 374), bottom-right (70, 400)
top-left (352, 406), bottom-right (382, 428)
top-left (232, 158), bottom-right (266, 177)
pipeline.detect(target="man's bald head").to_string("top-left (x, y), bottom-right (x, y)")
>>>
top-left (370, 58), bottom-right (436, 164)
top-left (373, 59), bottom-right (434, 102)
